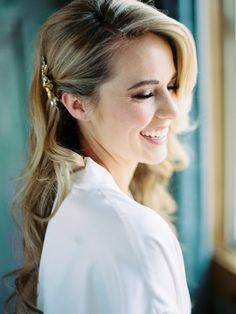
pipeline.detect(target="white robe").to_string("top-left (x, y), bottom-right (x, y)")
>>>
top-left (37, 157), bottom-right (191, 314)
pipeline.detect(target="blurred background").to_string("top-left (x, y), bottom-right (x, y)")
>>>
top-left (0, 0), bottom-right (235, 313)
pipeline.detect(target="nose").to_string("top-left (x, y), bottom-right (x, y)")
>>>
top-left (154, 91), bottom-right (180, 120)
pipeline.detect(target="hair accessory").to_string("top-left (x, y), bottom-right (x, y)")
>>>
top-left (41, 56), bottom-right (60, 107)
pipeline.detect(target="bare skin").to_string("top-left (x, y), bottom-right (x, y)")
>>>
top-left (61, 33), bottom-right (179, 197)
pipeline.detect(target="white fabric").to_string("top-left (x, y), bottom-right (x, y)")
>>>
top-left (37, 156), bottom-right (192, 314)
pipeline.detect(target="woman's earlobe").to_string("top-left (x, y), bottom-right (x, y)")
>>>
top-left (60, 92), bottom-right (89, 121)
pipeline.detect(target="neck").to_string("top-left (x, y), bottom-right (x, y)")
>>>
top-left (80, 139), bottom-right (137, 197)
top-left (105, 159), bottom-right (137, 197)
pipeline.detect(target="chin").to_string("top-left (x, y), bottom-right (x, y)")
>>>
top-left (140, 148), bottom-right (168, 165)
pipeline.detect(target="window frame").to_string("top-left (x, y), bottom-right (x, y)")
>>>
top-left (223, 0), bottom-right (236, 248)
top-left (196, 0), bottom-right (236, 278)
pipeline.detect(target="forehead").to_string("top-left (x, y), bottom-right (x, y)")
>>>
top-left (109, 32), bottom-right (176, 83)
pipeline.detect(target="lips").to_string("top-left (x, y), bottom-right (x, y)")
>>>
top-left (140, 132), bottom-right (167, 144)
top-left (140, 127), bottom-right (169, 138)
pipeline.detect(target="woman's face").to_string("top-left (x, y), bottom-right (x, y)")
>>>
top-left (81, 32), bottom-right (179, 165)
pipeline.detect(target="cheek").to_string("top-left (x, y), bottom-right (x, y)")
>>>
top-left (125, 102), bottom-right (155, 128)
top-left (97, 96), bottom-right (155, 132)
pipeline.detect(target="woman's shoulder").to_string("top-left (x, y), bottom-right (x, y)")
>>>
top-left (99, 187), bottom-right (176, 241)
top-left (48, 185), bottom-right (177, 260)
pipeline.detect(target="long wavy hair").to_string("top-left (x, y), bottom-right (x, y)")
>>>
top-left (3, 0), bottom-right (197, 312)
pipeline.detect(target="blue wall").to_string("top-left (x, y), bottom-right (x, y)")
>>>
top-left (0, 1), bottom-right (62, 309)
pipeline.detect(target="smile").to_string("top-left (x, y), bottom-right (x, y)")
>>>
top-left (140, 127), bottom-right (169, 139)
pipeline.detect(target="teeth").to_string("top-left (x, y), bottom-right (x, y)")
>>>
top-left (141, 128), bottom-right (168, 138)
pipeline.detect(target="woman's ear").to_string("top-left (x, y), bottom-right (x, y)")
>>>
top-left (60, 92), bottom-right (90, 121)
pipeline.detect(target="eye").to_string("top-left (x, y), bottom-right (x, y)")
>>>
top-left (133, 91), bottom-right (154, 99)
top-left (167, 84), bottom-right (179, 93)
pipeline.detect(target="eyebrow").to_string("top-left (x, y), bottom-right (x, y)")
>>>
top-left (127, 73), bottom-right (177, 91)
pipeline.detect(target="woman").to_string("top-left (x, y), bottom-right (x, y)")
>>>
top-left (4, 0), bottom-right (197, 313)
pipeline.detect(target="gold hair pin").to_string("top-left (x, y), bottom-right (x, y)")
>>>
top-left (41, 56), bottom-right (59, 107)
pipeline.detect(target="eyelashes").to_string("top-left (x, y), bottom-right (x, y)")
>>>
top-left (133, 92), bottom-right (154, 99)
top-left (132, 85), bottom-right (179, 100)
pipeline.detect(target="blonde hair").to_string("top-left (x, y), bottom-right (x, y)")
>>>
top-left (3, 0), bottom-right (197, 312)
